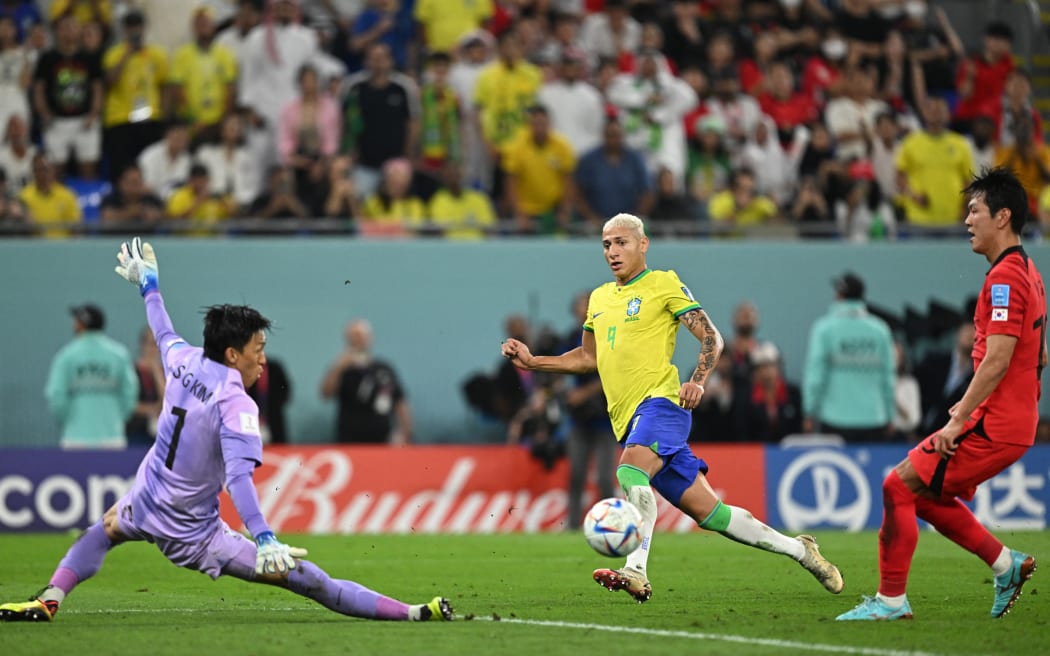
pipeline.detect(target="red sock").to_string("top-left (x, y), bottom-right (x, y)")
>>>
top-left (915, 496), bottom-right (1003, 566)
top-left (878, 470), bottom-right (919, 597)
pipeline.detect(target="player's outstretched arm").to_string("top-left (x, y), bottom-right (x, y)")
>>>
top-left (500, 330), bottom-right (598, 375)
top-left (679, 308), bottom-right (724, 409)
top-left (114, 237), bottom-right (184, 358)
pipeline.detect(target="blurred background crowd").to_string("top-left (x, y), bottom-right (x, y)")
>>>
top-left (1, 0), bottom-right (1049, 239)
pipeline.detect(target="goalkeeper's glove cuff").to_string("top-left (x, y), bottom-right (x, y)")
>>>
top-left (255, 530), bottom-right (277, 546)
top-left (140, 272), bottom-right (159, 297)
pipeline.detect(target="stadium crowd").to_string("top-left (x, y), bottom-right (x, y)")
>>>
top-left (0, 0), bottom-right (1045, 238)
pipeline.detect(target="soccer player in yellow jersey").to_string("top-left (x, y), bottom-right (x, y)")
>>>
top-left (501, 213), bottom-right (844, 603)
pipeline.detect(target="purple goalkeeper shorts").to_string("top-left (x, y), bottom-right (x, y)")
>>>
top-left (115, 493), bottom-right (257, 580)
top-left (622, 397), bottom-right (709, 506)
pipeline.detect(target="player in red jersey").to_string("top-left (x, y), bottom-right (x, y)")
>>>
top-left (839, 167), bottom-right (1045, 621)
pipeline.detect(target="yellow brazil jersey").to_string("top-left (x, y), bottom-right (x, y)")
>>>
top-left (428, 188), bottom-right (495, 239)
top-left (583, 269), bottom-right (701, 439)
top-left (414, 0), bottom-right (493, 53)
top-left (473, 60), bottom-right (542, 148)
top-left (103, 43), bottom-right (169, 127)
top-left (170, 42), bottom-right (237, 127)
top-left (20, 183), bottom-right (82, 238)
top-left (49, 0), bottom-right (112, 25)
top-left (501, 128), bottom-right (576, 215)
top-left (166, 186), bottom-right (231, 236)
top-left (362, 195), bottom-right (426, 223)
top-left (895, 130), bottom-right (974, 227)
top-left (707, 191), bottom-right (778, 226)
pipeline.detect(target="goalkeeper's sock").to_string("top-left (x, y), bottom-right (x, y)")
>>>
top-left (49, 521), bottom-right (114, 600)
top-left (618, 465), bottom-right (657, 576)
top-left (700, 502), bottom-right (805, 560)
top-left (287, 561), bottom-right (410, 620)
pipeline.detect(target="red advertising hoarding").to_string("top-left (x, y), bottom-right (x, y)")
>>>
top-left (219, 444), bottom-right (767, 534)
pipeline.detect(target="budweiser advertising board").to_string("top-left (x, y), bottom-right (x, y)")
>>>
top-left (218, 445), bottom-right (767, 533)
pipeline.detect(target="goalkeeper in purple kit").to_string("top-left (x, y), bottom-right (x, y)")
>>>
top-left (0, 237), bottom-right (453, 623)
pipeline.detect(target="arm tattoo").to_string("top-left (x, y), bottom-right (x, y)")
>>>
top-left (681, 309), bottom-right (721, 384)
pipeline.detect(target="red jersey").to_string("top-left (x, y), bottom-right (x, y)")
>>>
top-left (954, 54), bottom-right (1014, 121)
top-left (971, 245), bottom-right (1047, 445)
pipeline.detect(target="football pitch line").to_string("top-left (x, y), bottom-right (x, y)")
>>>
top-left (62, 607), bottom-right (943, 656)
top-left (480, 617), bottom-right (942, 656)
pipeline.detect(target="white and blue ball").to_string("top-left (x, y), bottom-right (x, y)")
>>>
top-left (583, 497), bottom-right (643, 558)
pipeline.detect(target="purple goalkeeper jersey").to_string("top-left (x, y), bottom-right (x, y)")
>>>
top-left (127, 291), bottom-right (269, 543)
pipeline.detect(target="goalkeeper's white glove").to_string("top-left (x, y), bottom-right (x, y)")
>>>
top-left (255, 531), bottom-right (309, 575)
top-left (114, 236), bottom-right (159, 296)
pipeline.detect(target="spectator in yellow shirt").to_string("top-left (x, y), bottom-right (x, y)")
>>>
top-left (707, 167), bottom-right (778, 234)
top-left (165, 163), bottom-right (232, 234)
top-left (170, 7), bottom-right (238, 142)
top-left (502, 105), bottom-right (576, 234)
top-left (414, 0), bottom-right (493, 54)
top-left (102, 9), bottom-right (169, 184)
top-left (428, 160), bottom-right (496, 239)
top-left (49, 0), bottom-right (111, 28)
top-left (19, 154), bottom-right (82, 238)
top-left (361, 158), bottom-right (426, 235)
top-left (895, 96), bottom-right (974, 229)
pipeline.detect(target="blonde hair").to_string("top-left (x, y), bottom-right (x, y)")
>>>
top-left (603, 213), bottom-right (646, 239)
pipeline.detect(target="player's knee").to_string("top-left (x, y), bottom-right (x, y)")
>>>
top-left (616, 464), bottom-right (650, 493)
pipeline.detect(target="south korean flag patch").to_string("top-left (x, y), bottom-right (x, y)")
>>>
top-left (992, 308), bottom-right (1008, 322)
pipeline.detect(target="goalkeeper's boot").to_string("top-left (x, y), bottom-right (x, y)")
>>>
top-left (798, 535), bottom-right (844, 594)
top-left (418, 597), bottom-right (453, 621)
top-left (991, 550), bottom-right (1036, 618)
top-left (836, 595), bottom-right (913, 621)
top-left (0, 588), bottom-right (58, 622)
top-left (593, 566), bottom-right (652, 603)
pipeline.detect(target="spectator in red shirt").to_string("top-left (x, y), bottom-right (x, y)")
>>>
top-left (758, 61), bottom-right (818, 146)
top-left (739, 31), bottom-right (778, 96)
top-left (953, 21), bottom-right (1014, 133)
top-left (801, 25), bottom-right (848, 107)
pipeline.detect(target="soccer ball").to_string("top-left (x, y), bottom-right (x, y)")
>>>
top-left (583, 497), bottom-right (643, 558)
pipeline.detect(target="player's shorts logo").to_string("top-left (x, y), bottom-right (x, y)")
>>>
top-left (776, 450), bottom-right (871, 531)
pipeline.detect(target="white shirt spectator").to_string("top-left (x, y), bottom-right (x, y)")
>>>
top-left (0, 141), bottom-right (35, 194)
top-left (606, 70), bottom-right (696, 189)
top-left (824, 96), bottom-right (889, 161)
top-left (580, 11), bottom-right (640, 60)
top-left (239, 22), bottom-right (320, 131)
top-left (0, 45), bottom-right (30, 136)
top-left (195, 144), bottom-right (260, 208)
top-left (739, 117), bottom-right (794, 206)
top-left (138, 141), bottom-right (192, 200)
top-left (705, 93), bottom-right (763, 156)
top-left (835, 196), bottom-right (897, 242)
top-left (871, 137), bottom-right (899, 200)
top-left (538, 78), bottom-right (605, 157)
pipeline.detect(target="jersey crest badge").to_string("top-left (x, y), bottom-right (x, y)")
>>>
top-left (626, 297), bottom-right (642, 317)
top-left (991, 284), bottom-right (1010, 307)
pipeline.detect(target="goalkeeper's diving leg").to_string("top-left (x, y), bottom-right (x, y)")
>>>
top-left (230, 533), bottom-right (453, 621)
top-left (0, 504), bottom-right (128, 622)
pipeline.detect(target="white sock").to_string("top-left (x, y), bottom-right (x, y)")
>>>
top-left (624, 486), bottom-right (658, 575)
top-left (991, 547), bottom-right (1013, 576)
top-left (723, 506), bottom-right (805, 560)
top-left (408, 604), bottom-right (423, 621)
top-left (39, 586), bottom-right (65, 604)
top-left (876, 592), bottom-right (907, 608)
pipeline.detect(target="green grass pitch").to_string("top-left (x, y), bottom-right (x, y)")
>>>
top-left (0, 530), bottom-right (1047, 656)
